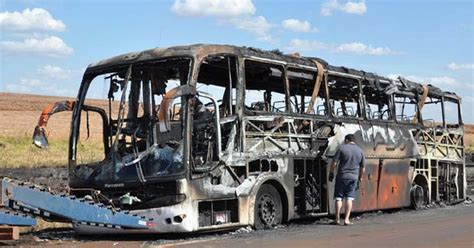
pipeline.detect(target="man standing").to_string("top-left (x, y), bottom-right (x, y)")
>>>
top-left (329, 134), bottom-right (365, 225)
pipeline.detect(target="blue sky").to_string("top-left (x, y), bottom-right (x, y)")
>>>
top-left (0, 0), bottom-right (473, 122)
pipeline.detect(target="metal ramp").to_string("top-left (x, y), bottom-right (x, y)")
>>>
top-left (0, 210), bottom-right (36, 226)
top-left (0, 178), bottom-right (156, 230)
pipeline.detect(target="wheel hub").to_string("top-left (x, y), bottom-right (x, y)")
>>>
top-left (258, 194), bottom-right (276, 225)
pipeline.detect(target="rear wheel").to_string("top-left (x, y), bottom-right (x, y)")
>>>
top-left (254, 184), bottom-right (282, 229)
top-left (411, 184), bottom-right (426, 209)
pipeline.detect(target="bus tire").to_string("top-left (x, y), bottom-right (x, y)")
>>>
top-left (410, 184), bottom-right (425, 209)
top-left (254, 184), bottom-right (283, 229)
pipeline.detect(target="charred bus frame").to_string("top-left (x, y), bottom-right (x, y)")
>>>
top-left (36, 44), bottom-right (465, 233)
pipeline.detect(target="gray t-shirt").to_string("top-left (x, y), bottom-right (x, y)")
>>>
top-left (334, 143), bottom-right (365, 180)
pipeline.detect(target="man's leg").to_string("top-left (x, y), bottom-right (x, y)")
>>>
top-left (334, 178), bottom-right (344, 224)
top-left (344, 198), bottom-right (353, 224)
top-left (335, 199), bottom-right (342, 223)
top-left (343, 179), bottom-right (357, 225)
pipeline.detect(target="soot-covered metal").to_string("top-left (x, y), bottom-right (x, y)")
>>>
top-left (31, 44), bottom-right (465, 234)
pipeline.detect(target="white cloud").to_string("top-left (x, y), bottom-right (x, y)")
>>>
top-left (171, 0), bottom-right (256, 17)
top-left (321, 0), bottom-right (367, 16)
top-left (0, 8), bottom-right (66, 32)
top-left (286, 39), bottom-right (329, 52)
top-left (282, 19), bottom-right (318, 33)
top-left (464, 96), bottom-right (474, 103)
top-left (0, 36), bottom-right (73, 57)
top-left (226, 16), bottom-right (275, 42)
top-left (286, 39), bottom-right (397, 55)
top-left (170, 0), bottom-right (274, 43)
top-left (37, 65), bottom-right (73, 80)
top-left (387, 74), bottom-right (458, 88)
top-left (11, 78), bottom-right (47, 88)
top-left (341, 1), bottom-right (367, 15)
top-left (5, 77), bottom-right (75, 96)
top-left (447, 62), bottom-right (474, 70)
top-left (336, 42), bottom-right (395, 55)
top-left (427, 76), bottom-right (457, 87)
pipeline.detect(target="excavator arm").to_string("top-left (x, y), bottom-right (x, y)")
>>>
top-left (32, 100), bottom-right (76, 149)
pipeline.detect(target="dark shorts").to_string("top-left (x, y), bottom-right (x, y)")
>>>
top-left (334, 178), bottom-right (357, 201)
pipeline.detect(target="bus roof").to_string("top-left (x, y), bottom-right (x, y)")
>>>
top-left (86, 44), bottom-right (460, 101)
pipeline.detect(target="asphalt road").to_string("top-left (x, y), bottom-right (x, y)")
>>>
top-left (12, 202), bottom-right (473, 247)
top-left (150, 203), bottom-right (474, 248)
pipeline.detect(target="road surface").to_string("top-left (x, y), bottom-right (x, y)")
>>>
top-left (14, 202), bottom-right (471, 248)
top-left (149, 203), bottom-right (473, 248)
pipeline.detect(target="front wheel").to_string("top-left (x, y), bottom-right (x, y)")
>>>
top-left (254, 184), bottom-right (282, 229)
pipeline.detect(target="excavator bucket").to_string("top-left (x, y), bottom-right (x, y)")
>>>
top-left (32, 126), bottom-right (49, 149)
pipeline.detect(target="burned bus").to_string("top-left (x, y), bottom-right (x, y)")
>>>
top-left (33, 44), bottom-right (465, 233)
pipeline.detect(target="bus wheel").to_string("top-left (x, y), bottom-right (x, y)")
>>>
top-left (410, 184), bottom-right (425, 209)
top-left (254, 184), bottom-right (282, 229)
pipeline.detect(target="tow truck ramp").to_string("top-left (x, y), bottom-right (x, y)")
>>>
top-left (0, 178), bottom-right (156, 231)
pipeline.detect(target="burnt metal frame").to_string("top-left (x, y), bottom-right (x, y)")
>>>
top-left (412, 92), bottom-right (464, 202)
top-left (61, 45), bottom-right (465, 230)
top-left (237, 52), bottom-right (465, 207)
top-left (69, 57), bottom-right (195, 185)
top-left (189, 53), bottom-right (240, 174)
top-left (239, 55), bottom-right (420, 126)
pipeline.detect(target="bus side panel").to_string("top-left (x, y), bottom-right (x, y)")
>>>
top-left (353, 158), bottom-right (379, 211)
top-left (328, 159), bottom-right (379, 213)
top-left (377, 159), bottom-right (412, 209)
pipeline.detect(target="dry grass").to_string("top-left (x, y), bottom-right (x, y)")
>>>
top-left (0, 93), bottom-right (107, 168)
top-left (0, 135), bottom-right (68, 168)
top-left (0, 135), bottom-right (103, 168)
